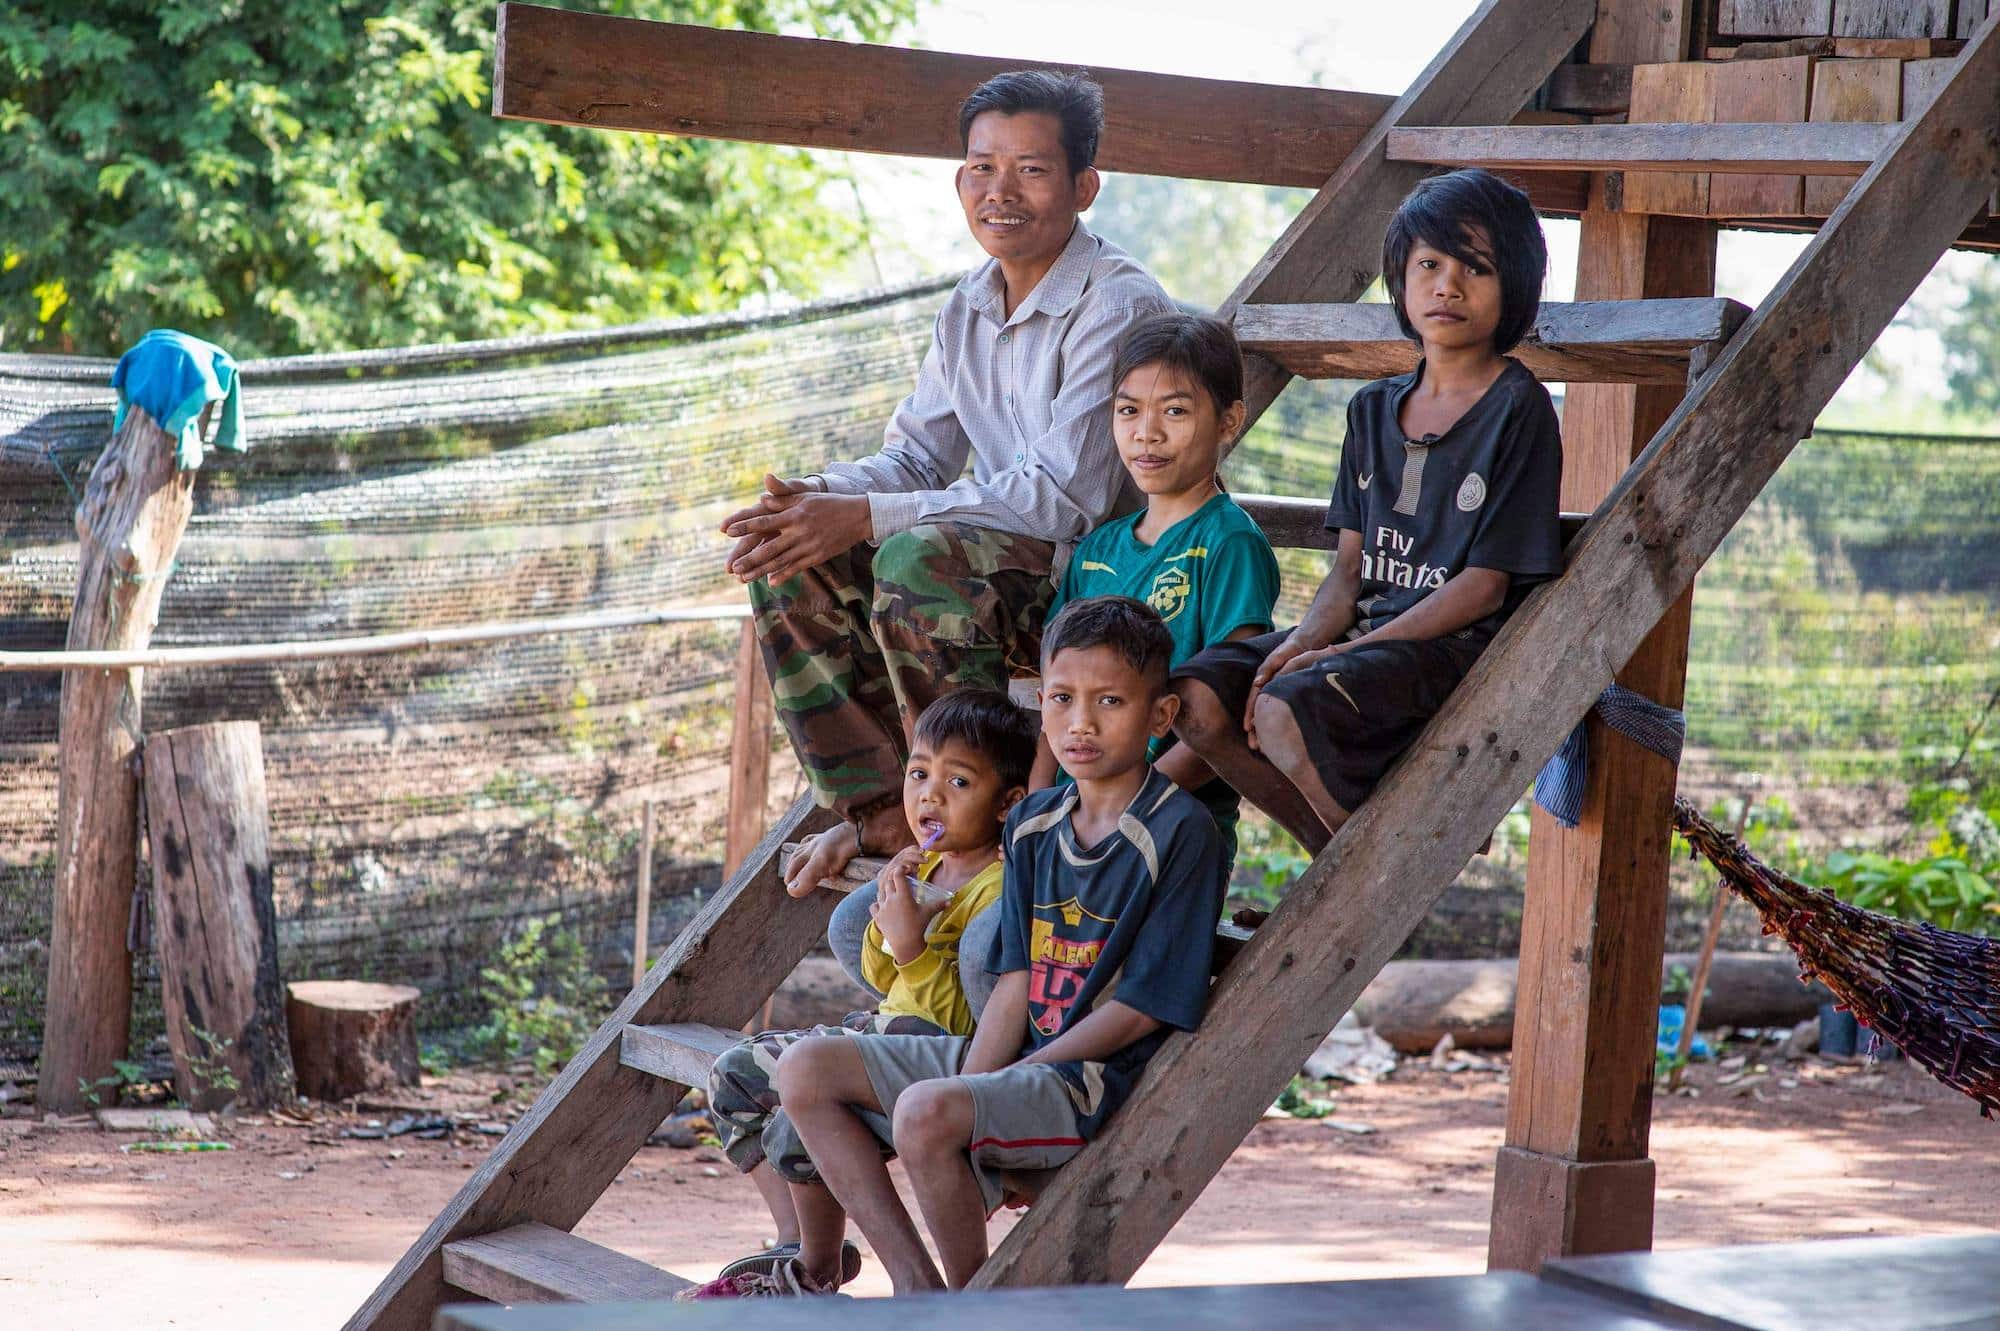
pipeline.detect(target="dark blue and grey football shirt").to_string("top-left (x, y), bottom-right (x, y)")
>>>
top-left (1326, 357), bottom-right (1564, 642)
top-left (988, 766), bottom-right (1224, 1139)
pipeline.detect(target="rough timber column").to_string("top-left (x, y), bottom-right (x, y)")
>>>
top-left (1489, 0), bottom-right (1715, 1272)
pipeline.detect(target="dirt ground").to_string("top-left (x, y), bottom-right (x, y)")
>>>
top-left (2, 1051), bottom-right (1994, 1330)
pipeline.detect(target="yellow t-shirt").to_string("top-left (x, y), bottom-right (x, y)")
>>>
top-left (861, 852), bottom-right (1005, 1036)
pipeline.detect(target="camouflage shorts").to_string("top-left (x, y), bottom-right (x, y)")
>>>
top-left (748, 523), bottom-right (1054, 822)
top-left (709, 1010), bottom-right (946, 1183)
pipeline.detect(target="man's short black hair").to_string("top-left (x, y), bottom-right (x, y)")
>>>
top-left (912, 688), bottom-right (1039, 791)
top-left (1383, 168), bottom-right (1548, 354)
top-left (957, 70), bottom-right (1104, 177)
top-left (1039, 596), bottom-right (1174, 693)
top-left (1113, 312), bottom-right (1245, 417)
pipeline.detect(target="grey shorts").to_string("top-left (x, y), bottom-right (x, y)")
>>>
top-left (848, 1033), bottom-right (1087, 1215)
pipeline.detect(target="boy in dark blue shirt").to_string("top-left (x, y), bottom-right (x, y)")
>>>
top-left (768, 597), bottom-right (1224, 1295)
top-left (1174, 168), bottom-right (1563, 848)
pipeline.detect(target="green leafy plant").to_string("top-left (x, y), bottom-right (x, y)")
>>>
top-left (75, 1058), bottom-right (150, 1108)
top-left (184, 1021), bottom-right (241, 1101)
top-left (1272, 1075), bottom-right (1339, 1120)
top-left (474, 913), bottom-right (610, 1080)
top-left (1817, 849), bottom-right (2000, 936)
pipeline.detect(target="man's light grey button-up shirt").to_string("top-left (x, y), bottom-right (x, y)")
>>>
top-left (814, 222), bottom-right (1175, 546)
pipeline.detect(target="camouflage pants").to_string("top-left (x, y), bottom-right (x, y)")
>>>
top-left (748, 524), bottom-right (1055, 822)
top-left (710, 1010), bottom-right (946, 1182)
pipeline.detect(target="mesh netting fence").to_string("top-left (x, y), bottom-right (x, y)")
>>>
top-left (2, 278), bottom-right (1997, 1060)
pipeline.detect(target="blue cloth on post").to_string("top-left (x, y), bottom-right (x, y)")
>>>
top-left (110, 329), bottom-right (244, 470)
top-left (1532, 682), bottom-right (1686, 828)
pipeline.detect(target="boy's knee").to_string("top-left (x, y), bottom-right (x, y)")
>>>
top-left (1252, 691), bottom-right (1303, 750)
top-left (772, 1036), bottom-right (842, 1105)
top-left (891, 1080), bottom-right (971, 1159)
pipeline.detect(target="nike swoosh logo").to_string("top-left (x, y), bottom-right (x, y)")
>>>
top-left (1357, 472), bottom-right (1373, 491)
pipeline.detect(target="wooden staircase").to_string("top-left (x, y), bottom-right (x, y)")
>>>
top-left (345, 2), bottom-right (2000, 1324)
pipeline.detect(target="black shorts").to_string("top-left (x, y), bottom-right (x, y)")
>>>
top-left (1172, 628), bottom-right (1486, 814)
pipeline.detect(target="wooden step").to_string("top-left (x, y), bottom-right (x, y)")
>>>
top-left (1238, 495), bottom-right (1589, 554)
top-left (619, 1021), bottom-right (741, 1088)
top-left (1385, 121), bottom-right (1893, 174)
top-left (1235, 297), bottom-right (1748, 385)
top-left (440, 1221), bottom-right (691, 1303)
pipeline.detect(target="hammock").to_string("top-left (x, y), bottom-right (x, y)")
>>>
top-left (1673, 798), bottom-right (2000, 1117)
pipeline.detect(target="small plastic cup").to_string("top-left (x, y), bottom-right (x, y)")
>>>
top-left (907, 875), bottom-right (957, 909)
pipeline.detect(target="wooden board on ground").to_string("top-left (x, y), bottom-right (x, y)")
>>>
top-left (94, 1106), bottom-right (215, 1135)
top-left (1719, 0), bottom-right (1832, 37)
top-left (1832, 0), bottom-right (1950, 39)
top-left (1543, 1233), bottom-right (2000, 1331)
top-left (1621, 63), bottom-right (1717, 215)
top-left (435, 1273), bottom-right (1703, 1331)
top-left (1706, 57), bottom-right (1810, 215)
top-left (1804, 57), bottom-right (1900, 214)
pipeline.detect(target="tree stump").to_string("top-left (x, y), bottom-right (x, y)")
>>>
top-left (41, 403), bottom-right (197, 1111)
top-left (286, 981), bottom-right (421, 1101)
top-left (144, 721), bottom-right (297, 1110)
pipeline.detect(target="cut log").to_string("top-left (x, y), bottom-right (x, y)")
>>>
top-left (40, 403), bottom-right (198, 1112)
top-left (287, 981), bottom-right (421, 1102)
top-left (144, 722), bottom-right (296, 1110)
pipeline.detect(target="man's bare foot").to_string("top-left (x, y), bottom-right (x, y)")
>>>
top-left (784, 823), bottom-right (860, 898)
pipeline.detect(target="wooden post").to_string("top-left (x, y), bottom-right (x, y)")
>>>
top-left (723, 618), bottom-right (773, 878)
top-left (1489, 187), bottom-right (1718, 1269)
top-left (631, 801), bottom-right (655, 992)
top-left (40, 404), bottom-right (197, 1112)
top-left (143, 721), bottom-right (297, 1110)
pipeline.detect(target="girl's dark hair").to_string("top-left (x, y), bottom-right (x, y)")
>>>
top-left (1112, 312), bottom-right (1245, 417)
top-left (1039, 596), bottom-right (1174, 692)
top-left (911, 688), bottom-right (1039, 791)
top-left (1382, 168), bottom-right (1548, 354)
top-left (957, 70), bottom-right (1104, 177)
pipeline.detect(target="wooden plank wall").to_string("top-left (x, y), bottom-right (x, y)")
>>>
top-left (1612, 49), bottom-right (1992, 220)
top-left (1719, 0), bottom-right (1960, 35)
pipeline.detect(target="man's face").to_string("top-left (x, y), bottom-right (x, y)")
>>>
top-left (955, 110), bottom-right (1098, 267)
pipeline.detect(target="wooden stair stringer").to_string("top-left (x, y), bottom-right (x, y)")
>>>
top-left (345, 794), bottom-right (838, 1331)
top-left (972, 23), bottom-right (2000, 1291)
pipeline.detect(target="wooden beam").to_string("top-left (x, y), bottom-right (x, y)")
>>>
top-left (440, 1223), bottom-right (689, 1303)
top-left (723, 618), bottom-right (773, 878)
top-left (1493, 206), bottom-right (1716, 1273)
top-left (493, 2), bottom-right (1379, 190)
top-left (1386, 121), bottom-right (1893, 174)
top-left (344, 795), bottom-right (837, 1331)
top-left (1225, 0), bottom-right (1600, 423)
top-left (39, 404), bottom-right (196, 1113)
top-left (1544, 63), bottom-right (1635, 115)
top-left (972, 18), bottom-right (2000, 1290)
top-left (490, 3), bottom-right (1592, 214)
top-left (1234, 297), bottom-right (1747, 384)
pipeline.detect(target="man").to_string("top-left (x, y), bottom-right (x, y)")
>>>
top-left (721, 68), bottom-right (1174, 870)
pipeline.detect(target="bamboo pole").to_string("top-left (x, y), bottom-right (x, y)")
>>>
top-left (1669, 798), bottom-right (1755, 1088)
top-left (0, 603), bottom-right (750, 672)
top-left (722, 619), bottom-right (778, 1030)
top-left (631, 801), bottom-right (656, 993)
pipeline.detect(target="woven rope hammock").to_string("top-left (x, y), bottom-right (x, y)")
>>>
top-left (1673, 798), bottom-right (2000, 1117)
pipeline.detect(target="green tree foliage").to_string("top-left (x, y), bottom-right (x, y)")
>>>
top-left (1941, 257), bottom-right (2000, 417)
top-left (0, 0), bottom-right (915, 356)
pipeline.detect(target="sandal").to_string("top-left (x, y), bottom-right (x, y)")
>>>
top-left (716, 1239), bottom-right (862, 1286)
